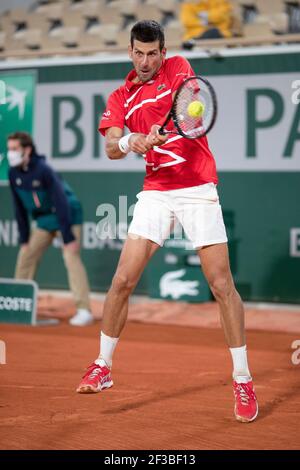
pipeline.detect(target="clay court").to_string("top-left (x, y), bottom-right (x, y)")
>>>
top-left (1, 294), bottom-right (300, 450)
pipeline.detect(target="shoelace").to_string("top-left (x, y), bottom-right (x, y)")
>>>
top-left (235, 383), bottom-right (256, 406)
top-left (82, 364), bottom-right (104, 380)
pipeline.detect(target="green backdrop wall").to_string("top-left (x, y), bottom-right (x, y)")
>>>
top-left (1, 49), bottom-right (300, 302)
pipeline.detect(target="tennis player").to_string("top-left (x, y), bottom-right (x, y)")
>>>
top-left (77, 20), bottom-right (258, 423)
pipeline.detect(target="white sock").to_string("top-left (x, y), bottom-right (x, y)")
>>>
top-left (95, 331), bottom-right (119, 369)
top-left (229, 345), bottom-right (252, 383)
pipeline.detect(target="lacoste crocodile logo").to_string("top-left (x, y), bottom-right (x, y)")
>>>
top-left (159, 269), bottom-right (199, 299)
top-left (157, 83), bottom-right (166, 91)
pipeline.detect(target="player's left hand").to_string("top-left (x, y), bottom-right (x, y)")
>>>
top-left (146, 124), bottom-right (169, 147)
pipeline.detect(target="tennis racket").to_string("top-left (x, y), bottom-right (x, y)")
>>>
top-left (159, 75), bottom-right (217, 139)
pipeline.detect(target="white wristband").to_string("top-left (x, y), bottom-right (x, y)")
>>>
top-left (118, 133), bottom-right (135, 154)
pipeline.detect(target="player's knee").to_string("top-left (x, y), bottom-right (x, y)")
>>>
top-left (111, 271), bottom-right (136, 295)
top-left (209, 276), bottom-right (234, 302)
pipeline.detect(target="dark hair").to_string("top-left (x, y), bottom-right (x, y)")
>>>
top-left (130, 20), bottom-right (165, 51)
top-left (8, 131), bottom-right (36, 153)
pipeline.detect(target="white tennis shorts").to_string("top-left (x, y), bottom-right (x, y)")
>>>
top-left (128, 182), bottom-right (228, 249)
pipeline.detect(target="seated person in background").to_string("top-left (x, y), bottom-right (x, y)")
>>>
top-left (7, 132), bottom-right (93, 326)
top-left (180, 0), bottom-right (233, 49)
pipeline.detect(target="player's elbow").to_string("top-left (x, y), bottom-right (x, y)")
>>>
top-left (105, 141), bottom-right (112, 158)
top-left (106, 150), bottom-right (115, 160)
top-left (106, 149), bottom-right (120, 160)
top-left (105, 143), bottom-right (123, 160)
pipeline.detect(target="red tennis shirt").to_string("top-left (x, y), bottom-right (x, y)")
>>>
top-left (99, 55), bottom-right (218, 191)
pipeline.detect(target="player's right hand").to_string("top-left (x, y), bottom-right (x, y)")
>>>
top-left (128, 133), bottom-right (153, 154)
top-left (146, 124), bottom-right (169, 147)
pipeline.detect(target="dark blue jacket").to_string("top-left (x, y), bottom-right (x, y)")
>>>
top-left (9, 153), bottom-right (82, 244)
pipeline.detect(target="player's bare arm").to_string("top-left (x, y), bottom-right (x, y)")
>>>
top-left (105, 127), bottom-right (127, 159)
top-left (105, 126), bottom-right (154, 159)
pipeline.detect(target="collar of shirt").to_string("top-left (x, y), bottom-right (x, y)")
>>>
top-left (125, 59), bottom-right (165, 92)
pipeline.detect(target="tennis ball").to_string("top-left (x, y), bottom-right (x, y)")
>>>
top-left (187, 101), bottom-right (205, 118)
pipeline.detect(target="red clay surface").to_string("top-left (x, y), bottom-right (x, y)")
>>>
top-left (0, 296), bottom-right (300, 450)
top-left (38, 293), bottom-right (300, 334)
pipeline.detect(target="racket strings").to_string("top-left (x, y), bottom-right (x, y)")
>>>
top-left (174, 78), bottom-right (214, 138)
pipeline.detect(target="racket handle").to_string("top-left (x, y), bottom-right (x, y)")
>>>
top-left (158, 127), bottom-right (165, 135)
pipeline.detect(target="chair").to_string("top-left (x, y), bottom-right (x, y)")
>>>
top-left (25, 28), bottom-right (43, 50)
top-left (41, 30), bottom-right (64, 49)
top-left (8, 7), bottom-right (28, 24)
top-left (69, 0), bottom-right (85, 11)
top-left (63, 11), bottom-right (86, 30)
top-left (43, 2), bottom-right (65, 21)
top-left (243, 21), bottom-right (273, 37)
top-left (158, 0), bottom-right (178, 13)
top-left (27, 13), bottom-right (49, 34)
top-left (136, 4), bottom-right (162, 22)
top-left (111, 0), bottom-right (139, 16)
top-left (256, 0), bottom-right (285, 15)
top-left (0, 31), bottom-right (6, 51)
top-left (81, 0), bottom-right (105, 18)
top-left (117, 25), bottom-right (133, 47)
top-left (99, 23), bottom-right (119, 45)
top-left (98, 4), bottom-right (123, 27)
top-left (165, 20), bottom-right (184, 49)
top-left (62, 26), bottom-right (81, 47)
top-left (79, 29), bottom-right (104, 49)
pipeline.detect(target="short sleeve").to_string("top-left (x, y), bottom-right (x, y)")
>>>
top-left (98, 89), bottom-right (125, 136)
top-left (166, 56), bottom-right (195, 94)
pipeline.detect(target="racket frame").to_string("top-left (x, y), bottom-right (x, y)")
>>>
top-left (159, 75), bottom-right (217, 139)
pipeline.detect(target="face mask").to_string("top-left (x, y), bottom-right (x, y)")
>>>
top-left (7, 150), bottom-right (23, 167)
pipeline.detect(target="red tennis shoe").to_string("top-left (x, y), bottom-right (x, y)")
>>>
top-left (233, 380), bottom-right (258, 423)
top-left (76, 362), bottom-right (113, 393)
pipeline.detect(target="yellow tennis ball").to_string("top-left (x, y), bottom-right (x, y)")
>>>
top-left (187, 101), bottom-right (205, 118)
